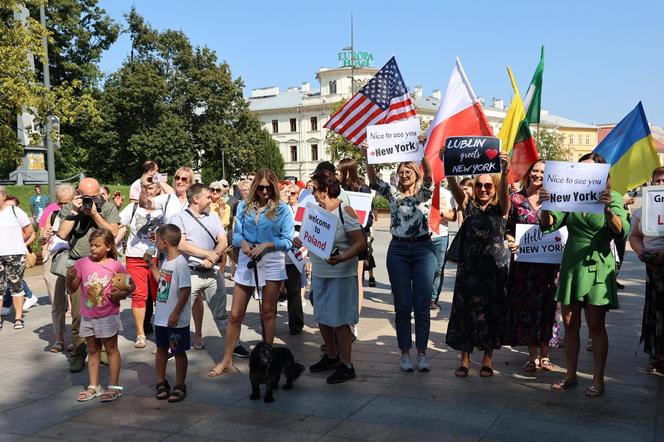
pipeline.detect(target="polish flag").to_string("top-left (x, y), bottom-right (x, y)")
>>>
top-left (423, 58), bottom-right (493, 233)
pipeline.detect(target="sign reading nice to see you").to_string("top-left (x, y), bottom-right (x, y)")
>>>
top-left (514, 224), bottom-right (568, 264)
top-left (542, 161), bottom-right (611, 213)
top-left (366, 119), bottom-right (422, 164)
top-left (642, 185), bottom-right (664, 236)
top-left (443, 136), bottom-right (502, 176)
top-left (300, 203), bottom-right (338, 260)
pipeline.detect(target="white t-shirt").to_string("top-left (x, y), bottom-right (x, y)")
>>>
top-left (154, 193), bottom-right (188, 223)
top-left (431, 187), bottom-right (456, 238)
top-left (154, 255), bottom-right (192, 328)
top-left (633, 208), bottom-right (664, 252)
top-left (0, 206), bottom-right (30, 256)
top-left (129, 179), bottom-right (141, 200)
top-left (119, 204), bottom-right (164, 258)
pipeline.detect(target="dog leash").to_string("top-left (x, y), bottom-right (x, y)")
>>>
top-left (250, 259), bottom-right (267, 342)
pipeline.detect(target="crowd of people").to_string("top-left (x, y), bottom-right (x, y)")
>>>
top-left (0, 151), bottom-right (661, 403)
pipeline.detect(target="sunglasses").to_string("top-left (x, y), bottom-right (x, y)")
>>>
top-left (221, 184), bottom-right (229, 188)
top-left (289, 192), bottom-right (298, 196)
top-left (257, 185), bottom-right (273, 193)
top-left (475, 182), bottom-right (494, 191)
top-left (210, 188), bottom-right (222, 193)
top-left (174, 175), bottom-right (189, 183)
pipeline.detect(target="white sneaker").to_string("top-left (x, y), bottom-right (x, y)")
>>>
top-left (417, 353), bottom-right (430, 372)
top-left (23, 296), bottom-right (38, 310)
top-left (352, 325), bottom-right (358, 340)
top-left (400, 355), bottom-right (414, 372)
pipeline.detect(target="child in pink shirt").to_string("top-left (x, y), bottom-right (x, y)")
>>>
top-left (66, 228), bottom-right (134, 403)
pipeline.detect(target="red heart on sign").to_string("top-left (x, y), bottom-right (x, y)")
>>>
top-left (369, 151), bottom-right (375, 156)
top-left (554, 236), bottom-right (561, 242)
top-left (485, 149), bottom-right (499, 160)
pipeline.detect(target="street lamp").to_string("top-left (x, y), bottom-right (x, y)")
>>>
top-left (39, 4), bottom-right (56, 202)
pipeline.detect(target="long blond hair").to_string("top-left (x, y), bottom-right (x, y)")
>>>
top-left (473, 174), bottom-right (501, 206)
top-left (244, 169), bottom-right (281, 218)
top-left (396, 161), bottom-right (423, 194)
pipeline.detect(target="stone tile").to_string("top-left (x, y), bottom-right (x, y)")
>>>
top-left (179, 419), bottom-right (322, 441)
top-left (209, 406), bottom-right (341, 434)
top-left (30, 421), bottom-right (171, 441)
top-left (326, 420), bottom-right (476, 441)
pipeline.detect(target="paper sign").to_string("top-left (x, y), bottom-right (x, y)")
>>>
top-left (294, 189), bottom-right (316, 224)
top-left (286, 246), bottom-right (308, 273)
top-left (300, 203), bottom-right (338, 260)
top-left (346, 191), bottom-right (372, 227)
top-left (443, 136), bottom-right (502, 176)
top-left (541, 161), bottom-right (611, 213)
top-left (514, 224), bottom-right (568, 264)
top-left (642, 185), bottom-right (664, 236)
top-left (366, 119), bottom-right (422, 164)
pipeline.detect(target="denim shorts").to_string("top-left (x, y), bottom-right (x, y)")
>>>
top-left (155, 325), bottom-right (190, 354)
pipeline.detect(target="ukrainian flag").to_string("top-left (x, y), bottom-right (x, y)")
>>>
top-left (593, 102), bottom-right (660, 195)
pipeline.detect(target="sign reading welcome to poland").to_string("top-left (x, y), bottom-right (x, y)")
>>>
top-left (443, 136), bottom-right (501, 176)
top-left (301, 203), bottom-right (338, 260)
top-left (541, 161), bottom-right (611, 214)
top-left (642, 185), bottom-right (664, 236)
top-left (514, 224), bottom-right (568, 264)
top-left (366, 119), bottom-right (422, 165)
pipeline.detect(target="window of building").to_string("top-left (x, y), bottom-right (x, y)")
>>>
top-left (290, 118), bottom-right (297, 132)
top-left (311, 144), bottom-right (318, 161)
top-left (586, 135), bottom-right (590, 145)
top-left (310, 116), bottom-right (318, 131)
top-left (329, 80), bottom-right (337, 95)
top-left (290, 145), bottom-right (298, 162)
top-left (569, 135), bottom-right (574, 145)
top-left (578, 136), bottom-right (582, 145)
top-left (272, 120), bottom-right (278, 133)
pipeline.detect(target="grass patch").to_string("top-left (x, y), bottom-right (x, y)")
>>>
top-left (3, 185), bottom-right (131, 214)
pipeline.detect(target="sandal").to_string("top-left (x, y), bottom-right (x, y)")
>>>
top-left (539, 357), bottom-right (555, 371)
top-left (194, 339), bottom-right (205, 350)
top-left (100, 385), bottom-right (123, 402)
top-left (77, 385), bottom-right (102, 402)
top-left (168, 384), bottom-right (187, 403)
top-left (134, 335), bottom-right (147, 348)
top-left (454, 366), bottom-right (469, 378)
top-left (480, 366), bottom-right (494, 378)
top-left (66, 343), bottom-right (75, 353)
top-left (14, 319), bottom-right (24, 329)
top-left (155, 380), bottom-right (171, 400)
top-left (585, 385), bottom-right (605, 397)
top-left (50, 341), bottom-right (64, 353)
top-left (551, 379), bottom-right (578, 391)
top-left (207, 364), bottom-right (232, 377)
top-left (523, 359), bottom-right (537, 372)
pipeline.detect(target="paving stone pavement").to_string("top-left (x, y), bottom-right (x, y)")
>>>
top-left (0, 228), bottom-right (660, 441)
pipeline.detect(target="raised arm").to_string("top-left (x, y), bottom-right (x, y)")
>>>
top-left (421, 155), bottom-right (432, 182)
top-left (498, 152), bottom-right (510, 218)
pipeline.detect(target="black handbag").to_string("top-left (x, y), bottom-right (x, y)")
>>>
top-left (445, 223), bottom-right (465, 263)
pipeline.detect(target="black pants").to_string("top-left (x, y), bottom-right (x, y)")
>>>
top-left (285, 264), bottom-right (304, 332)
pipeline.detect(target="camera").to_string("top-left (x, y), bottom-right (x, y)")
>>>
top-left (628, 190), bottom-right (638, 198)
top-left (82, 195), bottom-right (94, 210)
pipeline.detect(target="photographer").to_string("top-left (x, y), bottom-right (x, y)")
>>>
top-left (58, 178), bottom-right (120, 372)
top-left (129, 160), bottom-right (174, 204)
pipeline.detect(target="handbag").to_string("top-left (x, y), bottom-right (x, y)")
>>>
top-left (25, 252), bottom-right (37, 268)
top-left (50, 249), bottom-right (69, 278)
top-left (445, 222), bottom-right (465, 263)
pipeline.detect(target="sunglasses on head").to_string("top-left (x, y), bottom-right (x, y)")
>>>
top-left (475, 182), bottom-right (494, 190)
top-left (257, 185), bottom-right (273, 192)
top-left (221, 184), bottom-right (229, 188)
top-left (174, 175), bottom-right (189, 182)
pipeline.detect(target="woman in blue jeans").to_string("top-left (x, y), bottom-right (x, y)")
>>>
top-left (367, 154), bottom-right (436, 372)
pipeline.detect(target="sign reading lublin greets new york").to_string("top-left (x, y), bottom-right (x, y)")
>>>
top-left (443, 136), bottom-right (502, 176)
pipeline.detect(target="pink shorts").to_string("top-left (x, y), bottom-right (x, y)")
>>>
top-left (79, 314), bottom-right (123, 339)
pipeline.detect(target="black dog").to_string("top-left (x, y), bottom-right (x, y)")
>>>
top-left (249, 342), bottom-right (305, 403)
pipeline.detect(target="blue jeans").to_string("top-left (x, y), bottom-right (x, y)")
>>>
top-left (3, 281), bottom-right (32, 308)
top-left (386, 239), bottom-right (436, 351)
top-left (431, 235), bottom-right (449, 302)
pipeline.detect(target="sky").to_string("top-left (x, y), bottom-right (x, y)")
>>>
top-left (97, 0), bottom-right (664, 126)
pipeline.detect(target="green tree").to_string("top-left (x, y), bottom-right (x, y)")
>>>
top-left (535, 127), bottom-right (567, 161)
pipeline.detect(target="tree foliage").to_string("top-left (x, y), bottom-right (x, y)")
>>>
top-left (535, 127), bottom-right (567, 161)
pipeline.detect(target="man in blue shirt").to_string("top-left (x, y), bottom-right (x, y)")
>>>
top-left (29, 185), bottom-right (49, 223)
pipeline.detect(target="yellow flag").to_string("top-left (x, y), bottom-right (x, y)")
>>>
top-left (498, 66), bottom-right (526, 153)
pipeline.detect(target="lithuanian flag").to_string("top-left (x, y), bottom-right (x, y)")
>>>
top-left (593, 102), bottom-right (660, 194)
top-left (498, 67), bottom-right (539, 182)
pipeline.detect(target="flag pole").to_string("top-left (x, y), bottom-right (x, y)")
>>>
top-left (350, 12), bottom-right (355, 94)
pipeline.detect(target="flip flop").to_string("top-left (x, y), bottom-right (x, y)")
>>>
top-left (194, 342), bottom-right (205, 350)
top-left (480, 366), bottom-right (494, 378)
top-left (207, 365), bottom-right (232, 377)
top-left (168, 384), bottom-right (187, 402)
top-left (551, 379), bottom-right (578, 391)
top-left (585, 385), bottom-right (605, 397)
top-left (539, 358), bottom-right (555, 371)
top-left (454, 366), bottom-right (469, 378)
top-left (50, 341), bottom-right (64, 353)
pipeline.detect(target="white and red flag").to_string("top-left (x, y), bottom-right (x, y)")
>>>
top-left (423, 58), bottom-right (494, 232)
top-left (324, 57), bottom-right (416, 145)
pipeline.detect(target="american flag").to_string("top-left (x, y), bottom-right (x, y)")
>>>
top-left (324, 57), bottom-right (417, 146)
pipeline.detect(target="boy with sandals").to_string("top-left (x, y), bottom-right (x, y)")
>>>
top-left (145, 224), bottom-right (192, 402)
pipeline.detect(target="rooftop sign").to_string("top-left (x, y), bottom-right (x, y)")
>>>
top-left (338, 51), bottom-right (373, 68)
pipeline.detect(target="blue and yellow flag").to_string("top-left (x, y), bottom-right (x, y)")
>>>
top-left (593, 102), bottom-right (660, 194)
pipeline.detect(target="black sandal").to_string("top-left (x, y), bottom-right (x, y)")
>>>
top-left (168, 384), bottom-right (186, 403)
top-left (454, 366), bottom-right (469, 378)
top-left (155, 380), bottom-right (170, 400)
top-left (480, 366), bottom-right (494, 377)
top-left (14, 319), bottom-right (24, 330)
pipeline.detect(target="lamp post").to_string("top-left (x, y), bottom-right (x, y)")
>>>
top-left (40, 4), bottom-right (56, 202)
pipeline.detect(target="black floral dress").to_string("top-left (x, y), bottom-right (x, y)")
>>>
top-left (446, 202), bottom-right (508, 353)
top-left (504, 190), bottom-right (559, 347)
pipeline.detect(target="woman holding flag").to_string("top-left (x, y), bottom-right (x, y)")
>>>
top-left (443, 149), bottom-right (510, 378)
top-left (540, 153), bottom-right (629, 397)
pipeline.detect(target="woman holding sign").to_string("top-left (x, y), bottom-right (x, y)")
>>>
top-left (629, 166), bottom-right (664, 372)
top-left (367, 154), bottom-right (436, 372)
top-left (298, 169), bottom-right (366, 384)
top-left (540, 153), bottom-right (629, 397)
top-left (443, 149), bottom-right (510, 378)
top-left (505, 160), bottom-right (559, 372)
top-left (208, 169), bottom-right (294, 377)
